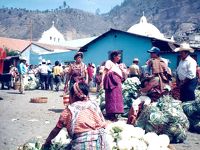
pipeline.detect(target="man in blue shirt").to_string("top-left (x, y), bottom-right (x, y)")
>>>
top-left (18, 57), bottom-right (27, 94)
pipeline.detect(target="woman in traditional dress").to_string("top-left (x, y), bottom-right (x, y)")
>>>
top-left (43, 81), bottom-right (108, 150)
top-left (102, 51), bottom-right (127, 121)
top-left (64, 52), bottom-right (88, 93)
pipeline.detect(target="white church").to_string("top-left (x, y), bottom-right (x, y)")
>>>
top-left (38, 21), bottom-right (66, 46)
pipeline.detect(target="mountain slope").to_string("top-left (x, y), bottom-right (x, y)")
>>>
top-left (0, 0), bottom-right (199, 43)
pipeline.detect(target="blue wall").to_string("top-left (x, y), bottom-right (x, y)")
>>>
top-left (83, 31), bottom-right (153, 67)
top-left (30, 51), bottom-right (77, 65)
top-left (82, 31), bottom-right (200, 72)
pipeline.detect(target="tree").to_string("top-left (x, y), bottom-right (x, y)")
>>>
top-left (4, 47), bottom-right (19, 56)
top-left (18, 12), bottom-right (23, 17)
top-left (63, 1), bottom-right (67, 8)
top-left (95, 8), bottom-right (100, 15)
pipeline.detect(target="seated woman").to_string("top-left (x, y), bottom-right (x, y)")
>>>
top-left (42, 81), bottom-right (108, 150)
top-left (140, 47), bottom-right (172, 101)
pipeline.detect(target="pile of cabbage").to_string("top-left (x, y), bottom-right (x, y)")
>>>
top-left (18, 123), bottom-right (172, 150)
top-left (24, 75), bottom-right (39, 90)
top-left (97, 77), bottom-right (140, 117)
top-left (135, 95), bottom-right (189, 143)
top-left (17, 129), bottom-right (70, 150)
top-left (182, 90), bottom-right (200, 133)
top-left (106, 121), bottom-right (171, 150)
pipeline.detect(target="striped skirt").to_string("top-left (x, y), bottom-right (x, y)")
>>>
top-left (70, 128), bottom-right (109, 150)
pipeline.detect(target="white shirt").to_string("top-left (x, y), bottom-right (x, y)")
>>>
top-left (38, 64), bottom-right (49, 74)
top-left (177, 55), bottom-right (197, 81)
top-left (129, 63), bottom-right (140, 75)
top-left (105, 60), bottom-right (122, 77)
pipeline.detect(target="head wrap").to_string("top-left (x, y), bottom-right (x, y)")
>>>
top-left (74, 52), bottom-right (83, 60)
top-left (73, 82), bottom-right (87, 101)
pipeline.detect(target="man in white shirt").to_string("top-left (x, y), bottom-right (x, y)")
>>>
top-left (175, 43), bottom-right (198, 101)
top-left (129, 58), bottom-right (140, 78)
top-left (38, 59), bottom-right (49, 90)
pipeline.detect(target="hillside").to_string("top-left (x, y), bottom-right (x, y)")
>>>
top-left (0, 0), bottom-right (200, 43)
top-left (0, 8), bottom-right (113, 40)
top-left (106, 0), bottom-right (200, 42)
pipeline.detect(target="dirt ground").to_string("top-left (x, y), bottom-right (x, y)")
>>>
top-left (0, 89), bottom-right (200, 150)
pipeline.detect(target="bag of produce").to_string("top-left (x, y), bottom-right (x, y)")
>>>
top-left (182, 95), bottom-right (200, 133)
top-left (136, 95), bottom-right (189, 143)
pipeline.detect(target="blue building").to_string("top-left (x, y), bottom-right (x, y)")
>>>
top-left (79, 28), bottom-right (200, 71)
top-left (21, 42), bottom-right (78, 65)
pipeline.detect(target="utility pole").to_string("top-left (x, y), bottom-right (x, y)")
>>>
top-left (29, 20), bottom-right (33, 65)
top-left (30, 20), bottom-right (32, 43)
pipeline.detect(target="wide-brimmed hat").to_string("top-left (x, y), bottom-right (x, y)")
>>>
top-left (74, 52), bottom-right (83, 60)
top-left (91, 63), bottom-right (95, 68)
top-left (42, 59), bottom-right (46, 63)
top-left (19, 56), bottom-right (27, 61)
top-left (47, 60), bottom-right (51, 64)
top-left (133, 58), bottom-right (139, 62)
top-left (174, 42), bottom-right (194, 53)
top-left (147, 47), bottom-right (160, 54)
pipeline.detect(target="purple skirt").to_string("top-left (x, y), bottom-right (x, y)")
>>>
top-left (105, 74), bottom-right (124, 114)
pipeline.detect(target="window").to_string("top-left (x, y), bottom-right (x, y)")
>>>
top-left (50, 36), bottom-right (52, 40)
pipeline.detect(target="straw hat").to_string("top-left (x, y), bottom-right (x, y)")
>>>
top-left (91, 63), bottom-right (96, 68)
top-left (47, 60), bottom-right (51, 64)
top-left (42, 59), bottom-right (46, 63)
top-left (133, 58), bottom-right (139, 62)
top-left (74, 52), bottom-right (83, 60)
top-left (19, 56), bottom-right (27, 61)
top-left (174, 42), bottom-right (194, 53)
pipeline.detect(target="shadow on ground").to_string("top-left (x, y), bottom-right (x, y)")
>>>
top-left (48, 108), bottom-right (64, 113)
top-left (6, 91), bottom-right (22, 94)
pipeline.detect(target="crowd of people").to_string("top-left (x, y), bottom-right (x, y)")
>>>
top-left (9, 42), bottom-right (199, 105)
top-left (42, 42), bottom-right (200, 149)
top-left (5, 42), bottom-right (200, 149)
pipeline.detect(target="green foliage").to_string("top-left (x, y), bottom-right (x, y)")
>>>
top-left (136, 95), bottom-right (189, 143)
top-left (50, 142), bottom-right (66, 150)
top-left (182, 91), bottom-right (200, 133)
top-left (4, 47), bottom-right (19, 56)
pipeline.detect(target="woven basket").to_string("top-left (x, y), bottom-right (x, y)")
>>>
top-left (90, 87), bottom-right (97, 93)
top-left (168, 144), bottom-right (176, 150)
top-left (30, 97), bottom-right (48, 103)
top-left (14, 82), bottom-right (20, 90)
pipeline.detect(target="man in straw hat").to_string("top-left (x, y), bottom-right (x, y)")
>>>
top-left (175, 42), bottom-right (198, 101)
top-left (17, 56), bottom-right (27, 94)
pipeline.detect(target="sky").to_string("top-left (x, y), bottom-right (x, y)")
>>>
top-left (0, 0), bottom-right (124, 14)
